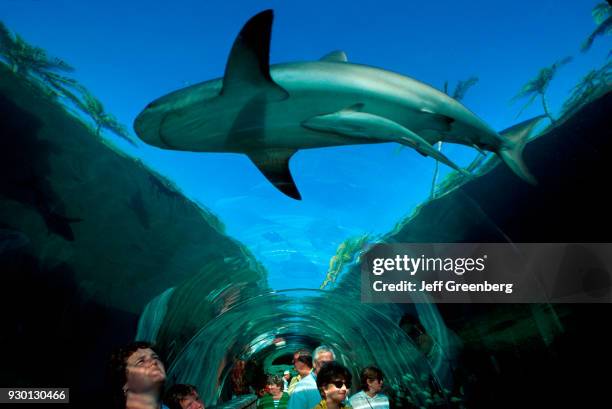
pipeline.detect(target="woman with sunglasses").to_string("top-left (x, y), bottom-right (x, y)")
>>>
top-left (313, 362), bottom-right (352, 409)
top-left (348, 367), bottom-right (389, 409)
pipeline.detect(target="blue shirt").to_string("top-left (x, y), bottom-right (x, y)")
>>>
top-left (287, 372), bottom-right (321, 409)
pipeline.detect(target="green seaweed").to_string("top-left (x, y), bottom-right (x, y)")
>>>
top-left (581, 2), bottom-right (612, 52)
top-left (559, 59), bottom-right (611, 121)
top-left (510, 56), bottom-right (573, 125)
top-left (0, 21), bottom-right (136, 147)
top-left (73, 86), bottom-right (137, 146)
top-left (429, 77), bottom-right (479, 200)
top-left (0, 21), bottom-right (73, 77)
top-left (451, 77), bottom-right (479, 101)
top-left (320, 234), bottom-right (370, 289)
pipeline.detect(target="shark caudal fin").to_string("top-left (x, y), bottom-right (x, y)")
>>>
top-left (497, 115), bottom-right (546, 184)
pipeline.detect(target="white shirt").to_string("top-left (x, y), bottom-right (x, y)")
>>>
top-left (349, 391), bottom-right (390, 409)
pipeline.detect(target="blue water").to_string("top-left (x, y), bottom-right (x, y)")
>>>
top-left (2, 0), bottom-right (609, 289)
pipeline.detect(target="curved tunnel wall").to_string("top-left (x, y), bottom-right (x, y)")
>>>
top-left (139, 288), bottom-right (447, 407)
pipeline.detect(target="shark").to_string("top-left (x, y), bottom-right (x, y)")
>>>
top-left (134, 9), bottom-right (544, 200)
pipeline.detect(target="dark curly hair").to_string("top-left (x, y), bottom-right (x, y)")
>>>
top-left (108, 341), bottom-right (160, 408)
top-left (164, 384), bottom-right (199, 409)
top-left (316, 361), bottom-right (352, 399)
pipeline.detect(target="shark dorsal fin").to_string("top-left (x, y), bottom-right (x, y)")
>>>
top-left (222, 9), bottom-right (288, 100)
top-left (247, 149), bottom-right (301, 200)
top-left (320, 50), bottom-right (348, 62)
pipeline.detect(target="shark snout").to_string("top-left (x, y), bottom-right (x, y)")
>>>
top-left (133, 107), bottom-right (165, 146)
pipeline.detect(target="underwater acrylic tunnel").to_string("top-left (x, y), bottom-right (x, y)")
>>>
top-left (136, 287), bottom-right (458, 408)
top-left (1, 1), bottom-right (612, 408)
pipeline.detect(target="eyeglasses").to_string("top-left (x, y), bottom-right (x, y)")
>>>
top-left (330, 380), bottom-right (351, 389)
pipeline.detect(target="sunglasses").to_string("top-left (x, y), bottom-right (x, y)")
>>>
top-left (330, 380), bottom-right (351, 389)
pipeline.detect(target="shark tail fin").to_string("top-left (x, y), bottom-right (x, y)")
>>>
top-left (497, 115), bottom-right (546, 185)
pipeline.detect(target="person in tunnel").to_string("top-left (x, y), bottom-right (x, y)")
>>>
top-left (283, 370), bottom-right (292, 392)
top-left (109, 341), bottom-right (169, 409)
top-left (287, 346), bottom-right (335, 409)
top-left (313, 361), bottom-right (352, 409)
top-left (287, 349), bottom-right (313, 395)
top-left (231, 359), bottom-right (248, 395)
top-left (348, 367), bottom-right (389, 409)
top-left (245, 358), bottom-right (268, 397)
top-left (257, 375), bottom-right (290, 409)
top-left (164, 384), bottom-right (205, 409)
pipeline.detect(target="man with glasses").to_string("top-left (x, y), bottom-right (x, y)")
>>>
top-left (349, 367), bottom-right (389, 409)
top-left (287, 346), bottom-right (335, 409)
top-left (313, 361), bottom-right (352, 409)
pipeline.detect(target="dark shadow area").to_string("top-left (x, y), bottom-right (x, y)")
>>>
top-left (0, 238), bottom-right (139, 408)
top-left (386, 92), bottom-right (612, 408)
top-left (0, 95), bottom-right (80, 241)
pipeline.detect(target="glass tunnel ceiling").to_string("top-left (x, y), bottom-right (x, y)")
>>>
top-left (134, 190), bottom-right (534, 406)
top-left (138, 287), bottom-right (460, 406)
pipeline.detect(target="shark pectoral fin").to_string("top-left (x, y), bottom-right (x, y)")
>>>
top-left (301, 105), bottom-right (369, 138)
top-left (222, 9), bottom-right (289, 101)
top-left (399, 127), bottom-right (470, 177)
top-left (247, 149), bottom-right (301, 200)
top-left (319, 50), bottom-right (348, 62)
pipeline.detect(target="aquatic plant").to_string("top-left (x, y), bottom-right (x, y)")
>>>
top-left (321, 234), bottom-right (370, 289)
top-left (581, 2), bottom-right (612, 52)
top-left (74, 86), bottom-right (137, 146)
top-left (0, 21), bottom-right (90, 108)
top-left (511, 57), bottom-right (573, 124)
top-left (0, 21), bottom-right (136, 147)
top-left (432, 170), bottom-right (471, 199)
top-left (429, 77), bottom-right (479, 200)
top-left (0, 21), bottom-right (73, 78)
top-left (430, 149), bottom-right (500, 199)
top-left (450, 76), bottom-right (479, 101)
top-left (560, 59), bottom-right (611, 120)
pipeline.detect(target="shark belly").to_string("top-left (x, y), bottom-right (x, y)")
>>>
top-left (143, 61), bottom-right (504, 156)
